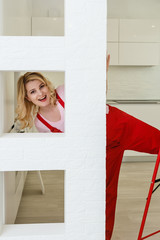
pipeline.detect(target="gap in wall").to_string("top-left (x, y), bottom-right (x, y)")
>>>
top-left (4, 170), bottom-right (65, 224)
top-left (1, 0), bottom-right (64, 36)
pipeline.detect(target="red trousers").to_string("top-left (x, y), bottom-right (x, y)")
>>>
top-left (106, 105), bottom-right (160, 240)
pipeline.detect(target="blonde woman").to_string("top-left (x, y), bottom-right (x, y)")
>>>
top-left (15, 72), bottom-right (64, 133)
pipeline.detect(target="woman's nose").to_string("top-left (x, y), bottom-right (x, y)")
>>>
top-left (37, 89), bottom-right (43, 96)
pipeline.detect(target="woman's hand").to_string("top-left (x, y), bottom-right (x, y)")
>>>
top-left (106, 54), bottom-right (110, 72)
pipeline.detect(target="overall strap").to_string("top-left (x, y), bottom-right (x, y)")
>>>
top-left (36, 89), bottom-right (64, 133)
top-left (55, 90), bottom-right (65, 108)
top-left (37, 113), bottom-right (62, 133)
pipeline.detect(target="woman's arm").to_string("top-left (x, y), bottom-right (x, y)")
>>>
top-left (106, 54), bottom-right (110, 93)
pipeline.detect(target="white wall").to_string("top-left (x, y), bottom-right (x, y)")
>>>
top-left (32, 0), bottom-right (64, 17)
top-left (3, 0), bottom-right (32, 35)
top-left (2, 0), bottom-right (64, 36)
top-left (107, 0), bottom-right (160, 159)
top-left (107, 0), bottom-right (160, 19)
top-left (107, 0), bottom-right (160, 101)
top-left (0, 1), bottom-right (106, 239)
top-left (3, 0), bottom-right (32, 18)
top-left (107, 66), bottom-right (160, 100)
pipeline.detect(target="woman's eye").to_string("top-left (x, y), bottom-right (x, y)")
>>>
top-left (40, 84), bottom-right (45, 89)
top-left (30, 90), bottom-right (35, 94)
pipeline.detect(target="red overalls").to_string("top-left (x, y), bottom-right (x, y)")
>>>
top-left (37, 90), bottom-right (65, 133)
top-left (106, 105), bottom-right (160, 240)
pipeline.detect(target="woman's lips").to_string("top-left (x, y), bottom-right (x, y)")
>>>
top-left (39, 95), bottom-right (47, 102)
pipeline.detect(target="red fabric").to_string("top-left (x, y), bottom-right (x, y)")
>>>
top-left (37, 113), bottom-right (62, 133)
top-left (36, 91), bottom-right (64, 133)
top-left (106, 106), bottom-right (160, 240)
top-left (55, 90), bottom-right (65, 108)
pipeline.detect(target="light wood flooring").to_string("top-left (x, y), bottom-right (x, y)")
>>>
top-left (112, 162), bottom-right (160, 240)
top-left (15, 170), bottom-right (64, 224)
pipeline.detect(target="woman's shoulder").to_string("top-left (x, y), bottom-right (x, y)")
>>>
top-left (56, 85), bottom-right (64, 101)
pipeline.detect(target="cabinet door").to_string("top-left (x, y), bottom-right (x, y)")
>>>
top-left (119, 19), bottom-right (160, 43)
top-left (107, 19), bottom-right (119, 42)
top-left (107, 43), bottom-right (119, 65)
top-left (32, 17), bottom-right (64, 36)
top-left (119, 43), bottom-right (159, 65)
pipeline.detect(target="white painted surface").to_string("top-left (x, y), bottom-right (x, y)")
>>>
top-left (107, 43), bottom-right (118, 65)
top-left (0, 0), bottom-right (106, 239)
top-left (119, 19), bottom-right (160, 43)
top-left (0, 37), bottom-right (65, 71)
top-left (107, 0), bottom-right (160, 19)
top-left (32, 0), bottom-right (64, 18)
top-left (3, 0), bottom-right (32, 36)
top-left (3, 17), bottom-right (31, 36)
top-left (119, 43), bottom-right (160, 66)
top-left (107, 19), bottom-right (119, 42)
top-left (32, 17), bottom-right (64, 36)
top-left (2, 0), bottom-right (64, 36)
top-left (107, 19), bottom-right (160, 65)
top-left (107, 65), bottom-right (160, 101)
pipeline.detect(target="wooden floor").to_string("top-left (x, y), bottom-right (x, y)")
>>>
top-left (112, 162), bottom-right (160, 240)
top-left (15, 170), bottom-right (64, 224)
top-left (14, 163), bottom-right (160, 239)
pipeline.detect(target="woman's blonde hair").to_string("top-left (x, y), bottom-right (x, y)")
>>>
top-left (16, 72), bottom-right (57, 129)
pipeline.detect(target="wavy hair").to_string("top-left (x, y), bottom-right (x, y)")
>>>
top-left (16, 72), bottom-right (57, 129)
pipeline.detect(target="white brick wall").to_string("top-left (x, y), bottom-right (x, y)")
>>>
top-left (0, 0), bottom-right (106, 239)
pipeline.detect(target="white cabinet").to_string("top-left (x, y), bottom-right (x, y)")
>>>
top-left (3, 17), bottom-right (31, 36)
top-left (32, 17), bottom-right (64, 36)
top-left (107, 43), bottom-right (119, 65)
top-left (107, 19), bottom-right (119, 42)
top-left (107, 19), bottom-right (119, 65)
top-left (119, 42), bottom-right (159, 66)
top-left (107, 19), bottom-right (160, 66)
top-left (119, 19), bottom-right (160, 43)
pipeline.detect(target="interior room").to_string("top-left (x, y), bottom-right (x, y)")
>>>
top-left (0, 71), bottom-right (64, 133)
top-left (4, 170), bottom-right (64, 224)
top-left (107, 0), bottom-right (160, 239)
top-left (0, 0), bottom-right (106, 239)
top-left (0, 0), bottom-right (64, 36)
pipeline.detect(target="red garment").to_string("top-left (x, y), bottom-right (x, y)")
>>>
top-left (106, 105), bottom-right (160, 240)
top-left (36, 89), bottom-right (65, 133)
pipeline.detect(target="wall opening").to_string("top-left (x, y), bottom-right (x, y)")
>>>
top-left (1, 0), bottom-right (64, 36)
top-left (4, 170), bottom-right (65, 224)
top-left (0, 71), bottom-right (65, 134)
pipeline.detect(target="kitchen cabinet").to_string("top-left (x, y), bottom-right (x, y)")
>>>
top-left (107, 19), bottom-right (160, 65)
top-left (119, 19), bottom-right (160, 42)
top-left (107, 43), bottom-right (118, 65)
top-left (119, 42), bottom-right (159, 65)
top-left (32, 17), bottom-right (64, 36)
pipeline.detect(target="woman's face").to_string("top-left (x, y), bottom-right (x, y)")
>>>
top-left (25, 79), bottom-right (51, 108)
